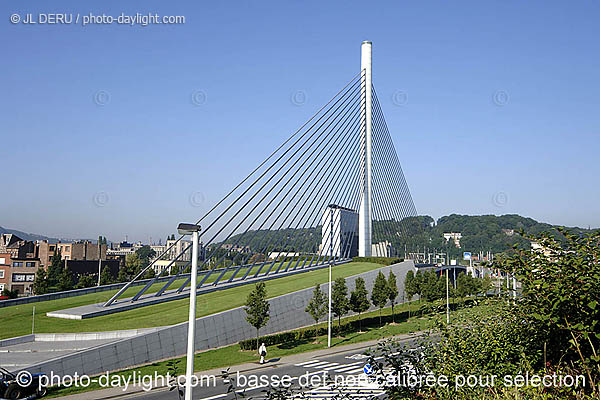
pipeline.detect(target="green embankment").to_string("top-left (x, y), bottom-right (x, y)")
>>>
top-left (0, 261), bottom-right (387, 340)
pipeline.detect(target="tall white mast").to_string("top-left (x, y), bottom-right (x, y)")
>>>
top-left (359, 41), bottom-right (373, 257)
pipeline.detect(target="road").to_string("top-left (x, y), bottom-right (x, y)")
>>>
top-left (115, 338), bottom-right (417, 400)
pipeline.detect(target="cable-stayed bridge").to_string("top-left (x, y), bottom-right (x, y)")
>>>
top-left (48, 41), bottom-right (417, 319)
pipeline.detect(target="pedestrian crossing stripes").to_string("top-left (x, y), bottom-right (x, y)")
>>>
top-left (295, 359), bottom-right (372, 374)
top-left (331, 362), bottom-right (364, 372)
top-left (295, 383), bottom-right (385, 399)
top-left (295, 359), bottom-right (322, 366)
top-left (300, 360), bottom-right (332, 368)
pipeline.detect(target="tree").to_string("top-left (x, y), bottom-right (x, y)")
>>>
top-left (117, 265), bottom-right (129, 282)
top-left (245, 282), bottom-right (270, 349)
top-left (122, 253), bottom-right (143, 281)
top-left (349, 277), bottom-right (370, 331)
top-left (57, 267), bottom-right (74, 291)
top-left (387, 271), bottom-right (399, 322)
top-left (100, 266), bottom-right (113, 285)
top-left (47, 249), bottom-right (63, 287)
top-left (143, 267), bottom-right (156, 280)
top-left (371, 271), bottom-right (390, 326)
top-left (32, 267), bottom-right (49, 295)
top-left (1, 289), bottom-right (18, 299)
top-left (331, 277), bottom-right (349, 328)
top-left (456, 272), bottom-right (473, 299)
top-left (248, 253), bottom-right (266, 264)
top-left (76, 274), bottom-right (95, 289)
top-left (98, 235), bottom-right (107, 246)
top-left (305, 283), bottom-right (327, 327)
top-left (404, 270), bottom-right (418, 318)
top-left (136, 245), bottom-right (156, 268)
top-left (421, 270), bottom-right (442, 302)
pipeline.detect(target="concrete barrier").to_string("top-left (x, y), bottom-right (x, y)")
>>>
top-left (0, 275), bottom-right (184, 309)
top-left (0, 334), bottom-right (34, 348)
top-left (21, 261), bottom-right (415, 378)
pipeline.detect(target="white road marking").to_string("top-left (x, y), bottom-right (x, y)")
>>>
top-left (197, 394), bottom-right (227, 400)
top-left (295, 359), bottom-right (321, 366)
top-left (300, 361), bottom-right (331, 368)
top-left (343, 368), bottom-right (365, 374)
top-left (331, 362), bottom-right (364, 372)
top-left (313, 362), bottom-right (339, 369)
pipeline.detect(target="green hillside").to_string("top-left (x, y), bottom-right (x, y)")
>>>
top-left (223, 214), bottom-right (596, 259)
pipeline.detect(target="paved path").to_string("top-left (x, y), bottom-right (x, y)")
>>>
top-left (58, 332), bottom-right (422, 400)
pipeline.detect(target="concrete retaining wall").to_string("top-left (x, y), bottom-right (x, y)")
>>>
top-left (0, 334), bottom-right (34, 348)
top-left (23, 261), bottom-right (415, 377)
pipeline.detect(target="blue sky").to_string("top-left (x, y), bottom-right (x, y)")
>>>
top-left (2, 1), bottom-right (599, 242)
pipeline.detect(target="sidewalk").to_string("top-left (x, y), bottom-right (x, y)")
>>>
top-left (57, 331), bottom-right (423, 400)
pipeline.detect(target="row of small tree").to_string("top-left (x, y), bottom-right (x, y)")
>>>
top-left (243, 271), bottom-right (401, 348)
top-left (403, 269), bottom-right (490, 316)
top-left (305, 270), bottom-right (400, 330)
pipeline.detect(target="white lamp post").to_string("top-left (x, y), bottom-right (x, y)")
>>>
top-left (178, 223), bottom-right (201, 400)
top-left (446, 269), bottom-right (450, 324)
top-left (328, 208), bottom-right (333, 348)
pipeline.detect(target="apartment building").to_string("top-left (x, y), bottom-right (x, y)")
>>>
top-left (0, 253), bottom-right (11, 293)
top-left (0, 234), bottom-right (41, 295)
top-left (38, 240), bottom-right (107, 269)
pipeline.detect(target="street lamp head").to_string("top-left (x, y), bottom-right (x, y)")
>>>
top-left (177, 223), bottom-right (201, 236)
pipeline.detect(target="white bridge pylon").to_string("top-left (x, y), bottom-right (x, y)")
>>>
top-left (101, 41), bottom-right (416, 309)
top-left (359, 40), bottom-right (373, 257)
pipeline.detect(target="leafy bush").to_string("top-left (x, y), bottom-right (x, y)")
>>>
top-left (503, 229), bottom-right (600, 392)
top-left (369, 229), bottom-right (600, 399)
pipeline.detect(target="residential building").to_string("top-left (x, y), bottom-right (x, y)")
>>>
top-left (0, 234), bottom-right (41, 295)
top-left (107, 241), bottom-right (142, 257)
top-left (372, 241), bottom-right (393, 257)
top-left (221, 243), bottom-right (251, 253)
top-left (0, 234), bottom-right (24, 253)
top-left (268, 251), bottom-right (300, 260)
top-left (10, 257), bottom-right (40, 295)
top-left (443, 232), bottom-right (462, 248)
top-left (320, 204), bottom-right (359, 258)
top-left (38, 240), bottom-right (107, 269)
top-left (165, 239), bottom-right (192, 262)
top-left (0, 253), bottom-right (11, 293)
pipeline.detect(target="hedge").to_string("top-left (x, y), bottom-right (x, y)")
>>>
top-left (351, 257), bottom-right (404, 266)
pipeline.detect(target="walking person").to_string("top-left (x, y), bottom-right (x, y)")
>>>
top-left (258, 342), bottom-right (267, 364)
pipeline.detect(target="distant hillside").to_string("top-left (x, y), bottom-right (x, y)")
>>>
top-left (0, 226), bottom-right (60, 242)
top-left (0, 226), bottom-right (99, 244)
top-left (223, 214), bottom-right (596, 257)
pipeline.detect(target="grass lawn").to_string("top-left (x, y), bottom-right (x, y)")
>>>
top-left (0, 262), bottom-right (386, 340)
top-left (47, 301), bottom-right (435, 398)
